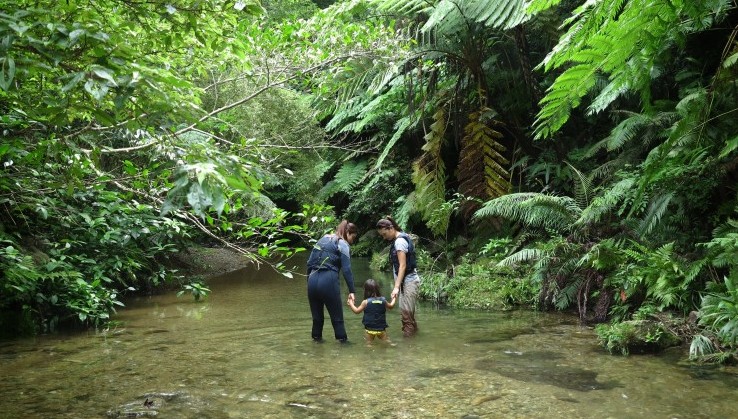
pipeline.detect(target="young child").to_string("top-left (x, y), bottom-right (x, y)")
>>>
top-left (347, 279), bottom-right (397, 344)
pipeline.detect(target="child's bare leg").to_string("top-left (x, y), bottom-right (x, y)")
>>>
top-left (364, 331), bottom-right (374, 345)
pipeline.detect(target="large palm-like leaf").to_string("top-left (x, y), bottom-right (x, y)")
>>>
top-left (531, 0), bottom-right (730, 139)
top-left (473, 192), bottom-right (581, 233)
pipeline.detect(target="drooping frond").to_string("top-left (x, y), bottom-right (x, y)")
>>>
top-left (318, 160), bottom-right (369, 200)
top-left (458, 108), bottom-right (511, 217)
top-left (473, 193), bottom-right (581, 233)
top-left (577, 176), bottom-right (636, 226)
top-left (564, 161), bottom-right (593, 209)
top-left (369, 112), bottom-right (420, 174)
top-left (534, 0), bottom-right (731, 139)
top-left (466, 0), bottom-right (528, 30)
top-left (371, 0), bottom-right (528, 32)
top-left (584, 111), bottom-right (678, 158)
top-left (498, 248), bottom-right (544, 266)
top-left (395, 191), bottom-right (418, 230)
top-left (637, 191), bottom-right (674, 237)
top-left (412, 108), bottom-right (448, 229)
top-left (525, 0), bottom-right (564, 14)
top-left (370, 0), bottom-right (433, 15)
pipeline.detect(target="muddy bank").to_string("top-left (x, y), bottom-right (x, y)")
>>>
top-left (173, 246), bottom-right (256, 279)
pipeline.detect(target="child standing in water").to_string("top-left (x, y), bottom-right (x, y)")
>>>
top-left (347, 279), bottom-right (397, 345)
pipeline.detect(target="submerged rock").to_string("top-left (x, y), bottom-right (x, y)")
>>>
top-left (475, 357), bottom-right (621, 392)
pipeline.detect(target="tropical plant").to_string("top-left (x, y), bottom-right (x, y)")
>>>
top-left (177, 279), bottom-right (212, 302)
top-left (308, 0), bottom-right (543, 235)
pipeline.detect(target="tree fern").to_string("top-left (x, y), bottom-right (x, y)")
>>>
top-left (413, 108), bottom-right (448, 229)
top-left (373, 0), bottom-right (528, 31)
top-left (533, 0), bottom-right (731, 139)
top-left (458, 108), bottom-right (511, 216)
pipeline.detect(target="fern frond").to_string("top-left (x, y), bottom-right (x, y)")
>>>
top-left (474, 193), bottom-right (581, 233)
top-left (524, 0), bottom-right (562, 14)
top-left (534, 63), bottom-right (599, 139)
top-left (498, 248), bottom-right (544, 266)
top-left (371, 0), bottom-right (432, 15)
top-left (637, 191), bottom-right (674, 237)
top-left (467, 0), bottom-right (528, 29)
top-left (458, 108), bottom-right (511, 216)
top-left (577, 176), bottom-right (636, 226)
top-left (564, 161), bottom-right (593, 209)
top-left (382, 0), bottom-right (529, 34)
top-left (369, 113), bottom-right (419, 174)
top-left (395, 191), bottom-right (417, 229)
top-left (534, 0), bottom-right (729, 139)
top-left (413, 108), bottom-right (448, 233)
top-left (554, 276), bottom-right (583, 310)
top-left (318, 160), bottom-right (368, 200)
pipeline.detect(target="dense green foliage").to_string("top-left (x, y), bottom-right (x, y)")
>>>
top-left (2, 0), bottom-right (738, 365)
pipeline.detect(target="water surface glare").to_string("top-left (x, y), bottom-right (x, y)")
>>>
top-left (1, 258), bottom-right (737, 418)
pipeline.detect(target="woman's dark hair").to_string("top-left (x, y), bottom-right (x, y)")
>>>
top-left (363, 279), bottom-right (382, 299)
top-left (335, 220), bottom-right (358, 242)
top-left (376, 215), bottom-right (402, 231)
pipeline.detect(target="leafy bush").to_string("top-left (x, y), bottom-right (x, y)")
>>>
top-left (418, 256), bottom-right (537, 309)
top-left (698, 277), bottom-right (738, 348)
top-left (596, 319), bottom-right (681, 356)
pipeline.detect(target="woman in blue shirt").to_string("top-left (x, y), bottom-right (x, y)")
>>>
top-left (306, 220), bottom-right (358, 343)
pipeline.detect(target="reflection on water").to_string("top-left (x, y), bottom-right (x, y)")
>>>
top-left (1, 257), bottom-right (738, 418)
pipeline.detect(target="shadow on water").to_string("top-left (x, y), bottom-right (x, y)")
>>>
top-left (465, 328), bottom-right (536, 344)
top-left (476, 350), bottom-right (621, 392)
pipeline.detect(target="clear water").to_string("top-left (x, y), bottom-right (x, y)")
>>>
top-left (1, 257), bottom-right (737, 418)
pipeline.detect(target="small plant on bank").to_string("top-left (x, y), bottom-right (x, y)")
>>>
top-left (177, 278), bottom-right (211, 302)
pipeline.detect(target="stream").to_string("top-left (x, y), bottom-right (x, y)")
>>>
top-left (1, 257), bottom-right (737, 418)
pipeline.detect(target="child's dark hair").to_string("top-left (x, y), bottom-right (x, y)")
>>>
top-left (363, 279), bottom-right (382, 299)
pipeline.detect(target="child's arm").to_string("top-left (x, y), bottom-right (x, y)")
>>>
top-left (348, 298), bottom-right (367, 314)
top-left (385, 295), bottom-right (397, 310)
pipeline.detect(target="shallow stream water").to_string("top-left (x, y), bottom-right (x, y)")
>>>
top-left (1, 258), bottom-right (737, 418)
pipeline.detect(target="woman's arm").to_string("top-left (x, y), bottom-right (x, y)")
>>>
top-left (392, 250), bottom-right (407, 299)
top-left (337, 239), bottom-right (356, 302)
top-left (348, 299), bottom-right (367, 313)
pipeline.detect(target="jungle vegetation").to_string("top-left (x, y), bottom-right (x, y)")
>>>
top-left (2, 0), bottom-right (738, 363)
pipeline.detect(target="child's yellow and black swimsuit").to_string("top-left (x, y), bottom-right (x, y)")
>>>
top-left (363, 297), bottom-right (388, 331)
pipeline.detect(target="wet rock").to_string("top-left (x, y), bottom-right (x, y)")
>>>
top-left (471, 394), bottom-right (502, 405)
top-left (413, 367), bottom-right (462, 378)
top-left (107, 392), bottom-right (186, 418)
